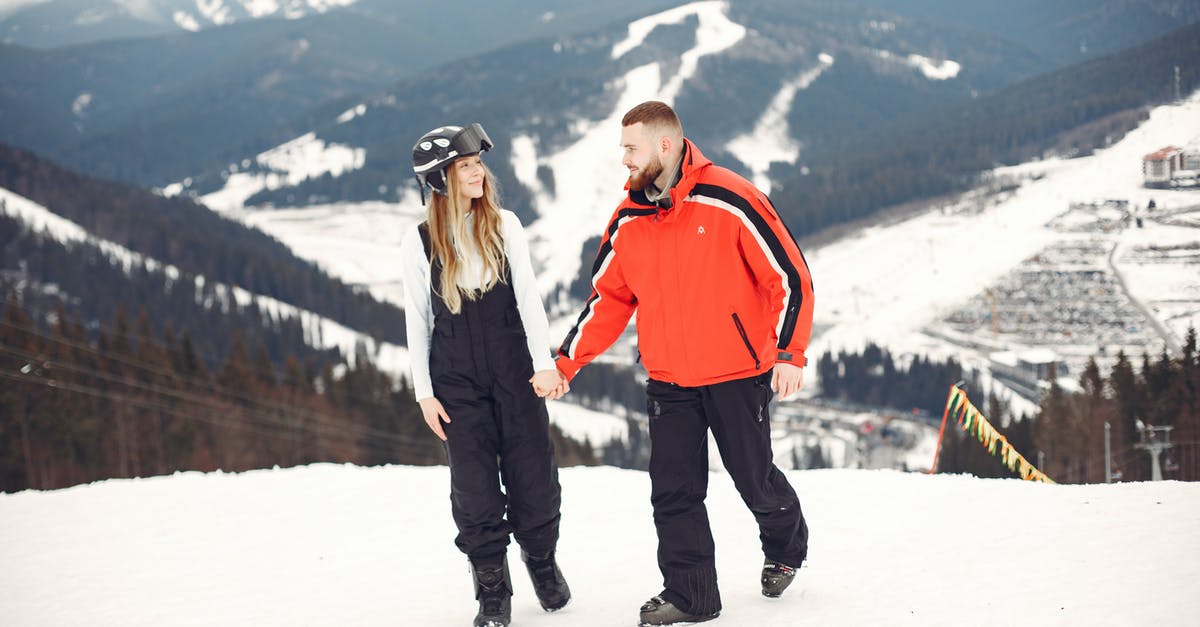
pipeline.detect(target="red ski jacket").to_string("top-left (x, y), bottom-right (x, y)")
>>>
top-left (556, 139), bottom-right (815, 387)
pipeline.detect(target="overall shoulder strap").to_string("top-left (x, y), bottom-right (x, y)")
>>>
top-left (417, 221), bottom-right (433, 262)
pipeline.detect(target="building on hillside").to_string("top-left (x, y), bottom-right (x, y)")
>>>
top-left (988, 348), bottom-right (1069, 401)
top-left (1143, 144), bottom-right (1200, 188)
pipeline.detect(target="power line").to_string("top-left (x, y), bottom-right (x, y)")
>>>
top-left (0, 367), bottom-right (439, 461)
top-left (0, 317), bottom-right (418, 431)
top-left (23, 297), bottom-right (320, 370)
top-left (0, 339), bottom-right (440, 458)
top-left (1, 369), bottom-right (291, 443)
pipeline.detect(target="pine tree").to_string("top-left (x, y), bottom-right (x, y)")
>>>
top-left (1, 292), bottom-right (39, 490)
top-left (1073, 358), bottom-right (1112, 483)
top-left (1108, 351), bottom-right (1142, 479)
top-left (130, 309), bottom-right (170, 477)
top-left (108, 306), bottom-right (136, 478)
top-left (159, 325), bottom-right (198, 474)
top-left (1034, 363), bottom-right (1073, 481)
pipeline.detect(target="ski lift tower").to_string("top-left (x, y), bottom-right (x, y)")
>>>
top-left (1134, 420), bottom-right (1174, 481)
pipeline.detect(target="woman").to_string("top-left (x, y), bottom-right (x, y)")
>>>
top-left (401, 123), bottom-right (570, 627)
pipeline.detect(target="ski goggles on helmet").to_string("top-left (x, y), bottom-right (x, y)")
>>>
top-left (450, 123), bottom-right (493, 157)
top-left (412, 123), bottom-right (494, 204)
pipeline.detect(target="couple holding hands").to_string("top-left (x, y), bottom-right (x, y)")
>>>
top-left (401, 101), bottom-right (815, 627)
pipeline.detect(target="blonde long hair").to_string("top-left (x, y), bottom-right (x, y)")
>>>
top-left (426, 159), bottom-right (507, 314)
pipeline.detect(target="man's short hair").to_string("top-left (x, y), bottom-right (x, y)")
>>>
top-left (622, 101), bottom-right (683, 135)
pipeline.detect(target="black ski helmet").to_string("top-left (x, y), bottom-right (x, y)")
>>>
top-left (411, 123), bottom-right (493, 204)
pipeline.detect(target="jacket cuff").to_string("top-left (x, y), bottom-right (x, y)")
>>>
top-left (555, 355), bottom-right (583, 381)
top-left (776, 351), bottom-right (807, 367)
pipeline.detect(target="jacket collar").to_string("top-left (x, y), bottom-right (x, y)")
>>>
top-left (628, 138), bottom-right (711, 209)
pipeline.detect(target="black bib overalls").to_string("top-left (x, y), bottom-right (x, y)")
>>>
top-left (420, 225), bottom-right (562, 566)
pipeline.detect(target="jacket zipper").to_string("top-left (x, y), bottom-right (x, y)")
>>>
top-left (731, 313), bottom-right (760, 370)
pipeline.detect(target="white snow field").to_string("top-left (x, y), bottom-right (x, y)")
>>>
top-left (2, 464), bottom-right (1198, 626)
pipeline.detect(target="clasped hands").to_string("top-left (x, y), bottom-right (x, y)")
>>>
top-left (419, 369), bottom-right (569, 442)
top-left (421, 364), bottom-right (798, 441)
top-left (530, 369), bottom-right (569, 400)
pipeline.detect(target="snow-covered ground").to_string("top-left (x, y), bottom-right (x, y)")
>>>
top-left (180, 132), bottom-right (367, 213)
top-left (545, 399), bottom-right (630, 447)
top-left (2, 464), bottom-right (1198, 626)
top-left (727, 53), bottom-right (834, 192)
top-left (236, 197), bottom-right (426, 308)
top-left (873, 49), bottom-right (962, 80)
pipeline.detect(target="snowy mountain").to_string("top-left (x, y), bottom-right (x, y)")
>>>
top-left (167, 4), bottom-right (1197, 303)
top-left (0, 0), bottom-right (674, 185)
top-left (177, 6), bottom-right (1200, 346)
top-left (3, 1), bottom-right (1194, 191)
top-left (172, 0), bottom-right (1054, 288)
top-left (0, 0), bottom-right (361, 46)
top-left (0, 0), bottom-right (678, 48)
top-left (2, 463), bottom-right (1199, 625)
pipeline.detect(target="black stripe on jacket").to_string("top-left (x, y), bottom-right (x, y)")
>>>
top-left (559, 206), bottom-right (656, 357)
top-left (689, 183), bottom-right (806, 349)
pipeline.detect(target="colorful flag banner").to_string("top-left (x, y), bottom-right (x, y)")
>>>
top-left (931, 385), bottom-right (1054, 483)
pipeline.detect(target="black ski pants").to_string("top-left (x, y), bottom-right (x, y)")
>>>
top-left (646, 371), bottom-right (808, 615)
top-left (429, 281), bottom-right (561, 568)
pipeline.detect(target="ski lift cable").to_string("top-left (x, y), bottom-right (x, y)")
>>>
top-left (0, 319), bottom-right (417, 429)
top-left (0, 368), bottom-right (438, 460)
top-left (0, 343), bottom-right (436, 455)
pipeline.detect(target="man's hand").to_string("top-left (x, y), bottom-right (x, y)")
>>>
top-left (771, 362), bottom-right (805, 400)
top-left (531, 369), bottom-right (570, 401)
top-left (418, 397), bottom-right (451, 441)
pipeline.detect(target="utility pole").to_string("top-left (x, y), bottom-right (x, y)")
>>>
top-left (1105, 421), bottom-right (1112, 483)
top-left (1175, 65), bottom-right (1182, 103)
top-left (985, 288), bottom-right (998, 339)
top-left (1134, 420), bottom-right (1173, 481)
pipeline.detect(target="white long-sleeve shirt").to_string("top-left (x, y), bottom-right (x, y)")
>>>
top-left (400, 209), bottom-right (556, 401)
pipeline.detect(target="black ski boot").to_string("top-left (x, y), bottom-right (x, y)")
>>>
top-left (522, 549), bottom-right (571, 611)
top-left (470, 557), bottom-right (512, 627)
top-left (761, 560), bottom-right (798, 598)
top-left (638, 595), bottom-right (719, 626)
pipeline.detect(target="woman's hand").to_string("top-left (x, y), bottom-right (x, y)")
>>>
top-left (418, 397), bottom-right (452, 441)
top-left (530, 369), bottom-right (569, 400)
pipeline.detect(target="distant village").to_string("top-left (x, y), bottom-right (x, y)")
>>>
top-left (775, 141), bottom-right (1200, 474)
top-left (937, 141), bottom-right (1200, 404)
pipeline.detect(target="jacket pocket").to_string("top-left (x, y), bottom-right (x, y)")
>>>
top-left (731, 313), bottom-right (761, 371)
top-left (752, 370), bottom-right (773, 422)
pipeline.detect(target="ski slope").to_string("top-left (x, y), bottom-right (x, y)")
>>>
top-left (2, 464), bottom-right (1198, 626)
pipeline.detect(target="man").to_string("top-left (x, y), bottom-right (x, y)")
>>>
top-left (553, 101), bottom-right (814, 625)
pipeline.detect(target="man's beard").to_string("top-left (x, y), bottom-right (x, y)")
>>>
top-left (627, 153), bottom-right (664, 192)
